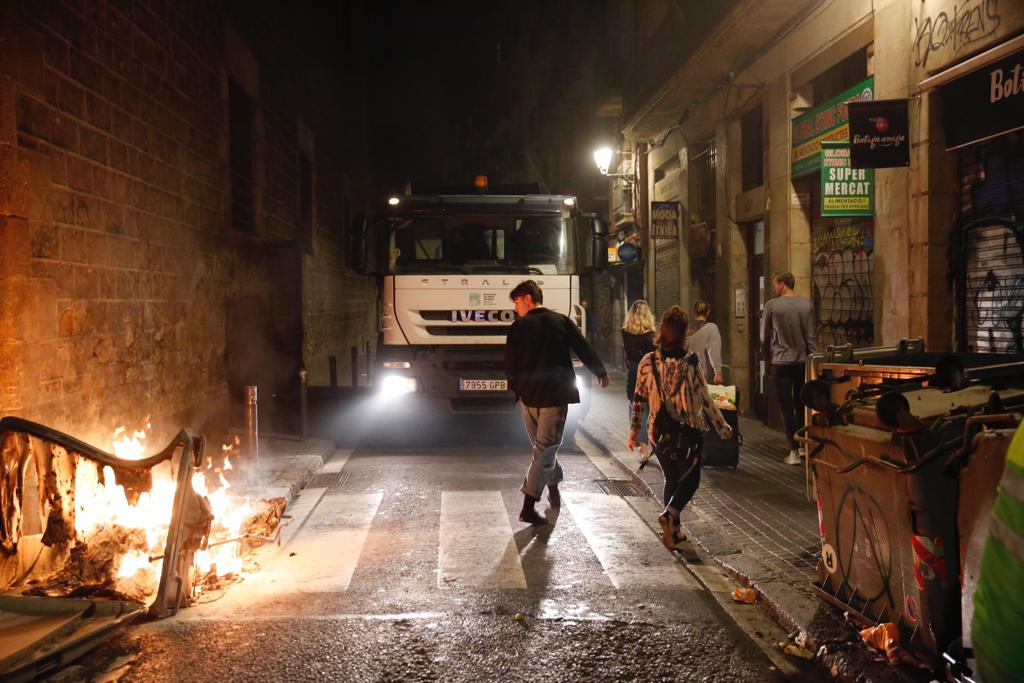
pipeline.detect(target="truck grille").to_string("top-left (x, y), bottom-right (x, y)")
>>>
top-left (425, 325), bottom-right (510, 336)
top-left (443, 359), bottom-right (506, 371)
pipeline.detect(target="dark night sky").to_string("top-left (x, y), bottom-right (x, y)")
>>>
top-left (369, 2), bottom-right (529, 195)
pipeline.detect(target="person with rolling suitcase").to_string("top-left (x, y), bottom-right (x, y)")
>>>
top-left (688, 300), bottom-right (741, 468)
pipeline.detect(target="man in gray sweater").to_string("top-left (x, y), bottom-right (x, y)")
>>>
top-left (760, 272), bottom-right (817, 465)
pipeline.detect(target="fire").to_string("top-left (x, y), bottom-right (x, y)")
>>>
top-left (73, 421), bottom-right (255, 602)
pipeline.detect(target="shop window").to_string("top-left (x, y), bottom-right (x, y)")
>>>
top-left (741, 104), bottom-right (764, 191)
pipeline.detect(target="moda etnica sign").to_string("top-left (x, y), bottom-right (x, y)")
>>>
top-left (650, 201), bottom-right (680, 240)
top-left (791, 77), bottom-right (874, 178)
top-left (941, 46), bottom-right (1024, 150)
top-left (820, 141), bottom-right (874, 217)
top-left (848, 99), bottom-right (910, 168)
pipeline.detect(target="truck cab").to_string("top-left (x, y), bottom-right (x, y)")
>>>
top-left (358, 189), bottom-right (607, 413)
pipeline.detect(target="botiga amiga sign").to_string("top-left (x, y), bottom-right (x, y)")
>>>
top-left (791, 77), bottom-right (875, 178)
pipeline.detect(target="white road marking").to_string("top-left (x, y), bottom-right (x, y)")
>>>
top-left (260, 492), bottom-right (383, 593)
top-left (438, 491), bottom-right (527, 589)
top-left (279, 487), bottom-right (327, 547)
top-left (563, 491), bottom-right (699, 589)
top-left (321, 449), bottom-right (352, 473)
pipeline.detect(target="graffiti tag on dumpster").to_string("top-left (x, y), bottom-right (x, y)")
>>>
top-left (835, 485), bottom-right (896, 609)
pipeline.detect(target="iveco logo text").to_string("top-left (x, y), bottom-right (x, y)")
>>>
top-left (450, 310), bottom-right (516, 322)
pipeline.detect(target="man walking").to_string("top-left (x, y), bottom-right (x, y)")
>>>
top-left (760, 272), bottom-right (817, 465)
top-left (505, 280), bottom-right (609, 525)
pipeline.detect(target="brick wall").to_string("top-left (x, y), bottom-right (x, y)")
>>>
top-left (0, 0), bottom-right (374, 445)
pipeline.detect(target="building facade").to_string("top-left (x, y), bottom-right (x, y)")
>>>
top-left (0, 0), bottom-right (375, 442)
top-left (604, 0), bottom-right (1024, 420)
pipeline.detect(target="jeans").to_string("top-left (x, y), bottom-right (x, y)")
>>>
top-left (519, 404), bottom-right (568, 499)
top-left (656, 450), bottom-right (701, 513)
top-left (773, 363), bottom-right (805, 449)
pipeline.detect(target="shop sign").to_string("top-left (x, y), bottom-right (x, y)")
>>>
top-left (820, 141), bottom-right (874, 217)
top-left (650, 201), bottom-right (680, 239)
top-left (791, 77), bottom-right (875, 178)
top-left (848, 99), bottom-right (910, 168)
top-left (940, 45), bottom-right (1024, 149)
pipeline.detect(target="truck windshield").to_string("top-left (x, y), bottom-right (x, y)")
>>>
top-left (388, 215), bottom-right (573, 275)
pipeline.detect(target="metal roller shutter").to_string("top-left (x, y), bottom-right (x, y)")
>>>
top-left (654, 238), bottom-right (680, 316)
top-left (959, 132), bottom-right (1024, 353)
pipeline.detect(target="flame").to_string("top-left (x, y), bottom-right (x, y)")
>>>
top-left (72, 423), bottom-right (258, 602)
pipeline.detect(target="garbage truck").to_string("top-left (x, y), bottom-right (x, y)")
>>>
top-left (353, 180), bottom-right (608, 414)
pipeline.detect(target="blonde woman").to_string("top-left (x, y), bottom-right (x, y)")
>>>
top-left (622, 300), bottom-right (656, 404)
top-left (623, 300), bottom-right (656, 452)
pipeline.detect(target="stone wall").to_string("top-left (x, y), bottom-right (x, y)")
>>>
top-left (0, 0), bottom-right (373, 445)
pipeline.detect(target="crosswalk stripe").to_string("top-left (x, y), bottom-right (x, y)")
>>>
top-left (438, 491), bottom-right (527, 589)
top-left (260, 492), bottom-right (383, 594)
top-left (563, 491), bottom-right (699, 589)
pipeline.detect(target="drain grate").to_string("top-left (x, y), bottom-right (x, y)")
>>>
top-left (305, 471), bottom-right (351, 489)
top-left (597, 479), bottom-right (647, 497)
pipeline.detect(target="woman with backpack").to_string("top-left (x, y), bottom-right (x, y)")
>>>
top-left (627, 306), bottom-right (733, 549)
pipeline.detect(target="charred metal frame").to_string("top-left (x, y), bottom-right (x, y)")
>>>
top-left (0, 416), bottom-right (209, 618)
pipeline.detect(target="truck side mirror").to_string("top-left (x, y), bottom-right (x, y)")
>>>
top-left (592, 218), bottom-right (609, 269)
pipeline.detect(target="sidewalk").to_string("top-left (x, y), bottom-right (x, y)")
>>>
top-left (577, 373), bottom-right (924, 682)
top-left (223, 432), bottom-right (338, 503)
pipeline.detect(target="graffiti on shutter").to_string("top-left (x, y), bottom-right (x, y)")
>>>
top-left (959, 133), bottom-right (1024, 353)
top-left (811, 217), bottom-right (875, 348)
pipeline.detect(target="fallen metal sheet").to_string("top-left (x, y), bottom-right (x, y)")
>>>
top-left (0, 594), bottom-right (143, 682)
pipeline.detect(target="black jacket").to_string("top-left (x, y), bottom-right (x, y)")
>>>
top-left (504, 307), bottom-right (607, 407)
top-left (622, 330), bottom-right (655, 398)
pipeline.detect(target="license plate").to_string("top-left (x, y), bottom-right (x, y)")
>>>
top-left (459, 378), bottom-right (508, 391)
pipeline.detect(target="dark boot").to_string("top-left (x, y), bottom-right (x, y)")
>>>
top-left (519, 494), bottom-right (548, 526)
top-left (548, 484), bottom-right (561, 509)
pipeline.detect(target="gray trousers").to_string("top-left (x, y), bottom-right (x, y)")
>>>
top-left (519, 404), bottom-right (568, 499)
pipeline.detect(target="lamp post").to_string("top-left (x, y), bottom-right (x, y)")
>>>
top-left (592, 145), bottom-right (636, 184)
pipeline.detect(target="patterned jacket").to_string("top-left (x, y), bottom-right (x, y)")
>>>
top-left (629, 349), bottom-right (733, 446)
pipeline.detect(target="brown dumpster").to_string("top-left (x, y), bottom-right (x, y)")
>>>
top-left (802, 349), bottom-right (1024, 667)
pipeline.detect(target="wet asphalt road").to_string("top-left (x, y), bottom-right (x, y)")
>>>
top-left (79, 402), bottom-right (819, 682)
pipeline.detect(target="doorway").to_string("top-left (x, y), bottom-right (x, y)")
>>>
top-left (745, 220), bottom-right (767, 418)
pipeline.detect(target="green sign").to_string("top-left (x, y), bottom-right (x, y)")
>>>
top-left (791, 76), bottom-right (874, 178)
top-left (820, 141), bottom-right (873, 217)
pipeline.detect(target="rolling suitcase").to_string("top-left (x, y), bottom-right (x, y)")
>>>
top-left (702, 385), bottom-right (741, 468)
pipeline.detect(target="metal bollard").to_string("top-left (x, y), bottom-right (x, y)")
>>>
top-left (245, 385), bottom-right (259, 485)
top-left (329, 356), bottom-right (338, 395)
top-left (351, 347), bottom-right (358, 388)
top-left (299, 369), bottom-right (308, 440)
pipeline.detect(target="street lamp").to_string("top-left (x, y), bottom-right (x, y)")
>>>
top-left (593, 147), bottom-right (613, 175)
top-left (592, 146), bottom-right (635, 184)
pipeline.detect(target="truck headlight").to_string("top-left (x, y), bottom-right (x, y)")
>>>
top-left (381, 375), bottom-right (417, 396)
top-left (382, 361), bottom-right (412, 369)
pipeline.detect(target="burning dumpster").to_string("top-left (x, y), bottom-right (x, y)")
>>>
top-left (802, 346), bottom-right (1024, 668)
top-left (0, 416), bottom-right (284, 679)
